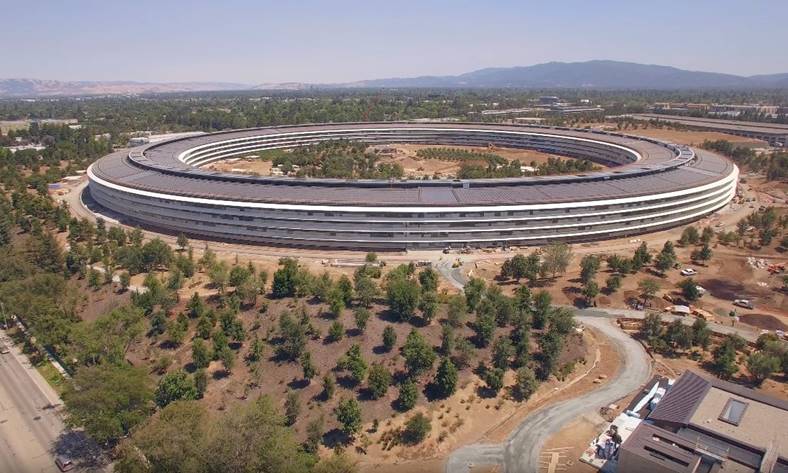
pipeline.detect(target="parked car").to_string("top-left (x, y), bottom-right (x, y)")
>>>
top-left (733, 299), bottom-right (754, 310)
top-left (680, 268), bottom-right (697, 276)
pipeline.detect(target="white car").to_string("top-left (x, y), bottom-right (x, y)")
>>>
top-left (733, 299), bottom-right (754, 309)
top-left (680, 268), bottom-right (697, 276)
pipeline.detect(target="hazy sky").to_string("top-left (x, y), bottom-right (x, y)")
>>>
top-left (3, 0), bottom-right (786, 83)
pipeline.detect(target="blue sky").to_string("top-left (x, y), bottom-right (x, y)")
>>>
top-left (2, 0), bottom-right (786, 83)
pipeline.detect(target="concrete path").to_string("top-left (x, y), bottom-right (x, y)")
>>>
top-left (446, 316), bottom-right (651, 473)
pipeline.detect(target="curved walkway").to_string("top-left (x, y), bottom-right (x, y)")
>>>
top-left (446, 316), bottom-right (651, 473)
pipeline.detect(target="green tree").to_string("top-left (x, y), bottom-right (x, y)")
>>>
top-left (337, 344), bottom-right (368, 385)
top-left (322, 373), bottom-right (336, 400)
top-left (678, 278), bottom-right (701, 302)
top-left (638, 278), bottom-right (660, 305)
top-left (513, 366), bottom-right (539, 401)
top-left (176, 233), bottom-right (189, 251)
top-left (328, 320), bottom-right (345, 343)
top-left (692, 318), bottom-right (711, 349)
top-left (433, 357), bottom-right (458, 398)
top-left (746, 352), bottom-right (780, 385)
top-left (632, 242), bottom-right (651, 270)
top-left (541, 243), bottom-right (573, 278)
top-left (155, 371), bottom-right (197, 408)
top-left (300, 351), bottom-right (317, 382)
top-left (63, 364), bottom-right (153, 445)
top-left (463, 277), bottom-right (486, 312)
top-left (483, 367), bottom-right (505, 394)
top-left (403, 329), bottom-right (437, 376)
top-left (382, 325), bottom-right (397, 352)
top-left (397, 379), bottom-right (418, 411)
top-left (192, 338), bottom-right (211, 369)
top-left (401, 413), bottom-right (431, 444)
top-left (419, 290), bottom-right (439, 324)
top-left (353, 307), bottom-right (371, 333)
top-left (367, 364), bottom-right (392, 399)
top-left (334, 397), bottom-right (363, 437)
top-left (491, 336), bottom-right (513, 370)
top-left (447, 294), bottom-right (467, 328)
top-left (679, 226), bottom-right (700, 245)
top-left (655, 241), bottom-right (677, 274)
top-left (579, 255), bottom-right (601, 284)
top-left (354, 275), bottom-right (378, 308)
top-left (582, 279), bottom-right (600, 305)
top-left (605, 274), bottom-right (622, 293)
top-left (305, 413), bottom-right (325, 454)
top-left (418, 267), bottom-right (438, 292)
top-left (532, 290), bottom-right (552, 329)
top-left (386, 274), bottom-right (421, 322)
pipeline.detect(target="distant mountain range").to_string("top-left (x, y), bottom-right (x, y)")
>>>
top-left (3, 61), bottom-right (788, 97)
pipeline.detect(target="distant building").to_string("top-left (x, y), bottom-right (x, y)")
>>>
top-left (618, 371), bottom-right (788, 473)
top-left (539, 96), bottom-right (561, 105)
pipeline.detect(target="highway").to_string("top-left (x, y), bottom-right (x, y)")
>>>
top-left (0, 330), bottom-right (65, 473)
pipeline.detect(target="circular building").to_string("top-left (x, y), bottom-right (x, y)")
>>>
top-left (87, 122), bottom-right (738, 250)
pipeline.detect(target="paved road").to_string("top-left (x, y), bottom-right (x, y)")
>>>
top-left (446, 316), bottom-right (651, 473)
top-left (0, 331), bottom-right (65, 473)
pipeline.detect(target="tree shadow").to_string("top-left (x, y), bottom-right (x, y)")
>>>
top-left (53, 430), bottom-right (106, 470)
top-left (287, 378), bottom-right (310, 390)
top-left (372, 345), bottom-right (391, 355)
top-left (322, 428), bottom-right (352, 449)
top-left (336, 374), bottom-right (360, 390)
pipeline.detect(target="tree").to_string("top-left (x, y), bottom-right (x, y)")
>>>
top-left (641, 313), bottom-right (663, 339)
top-left (63, 364), bottom-right (153, 445)
top-left (192, 338), bottom-right (211, 369)
top-left (328, 320), bottom-right (345, 343)
top-left (208, 261), bottom-right (230, 294)
top-left (513, 366), bottom-right (539, 401)
top-left (638, 278), bottom-right (660, 305)
top-left (605, 274), bottom-right (622, 293)
top-left (579, 255), bottom-right (601, 284)
top-left (538, 331), bottom-right (563, 379)
top-left (582, 279), bottom-right (600, 305)
top-left (483, 367), bottom-right (505, 394)
top-left (284, 390), bottom-right (301, 426)
top-left (491, 336), bottom-right (513, 370)
top-left (463, 277), bottom-right (486, 312)
top-left (322, 373), bottom-right (336, 400)
top-left (155, 371), bottom-right (197, 408)
top-left (176, 233), bottom-right (189, 251)
top-left (397, 380), bottom-right (418, 411)
top-left (300, 351), bottom-right (317, 382)
top-left (418, 267), bottom-right (438, 292)
top-left (679, 226), bottom-right (700, 245)
top-left (433, 357), bottom-right (458, 398)
top-left (202, 395), bottom-right (314, 473)
top-left (664, 319), bottom-right (693, 352)
top-left (194, 370), bottom-right (208, 399)
top-left (541, 243), bottom-right (573, 278)
top-left (354, 275), bottom-right (378, 308)
top-left (119, 271), bottom-right (131, 292)
top-left (386, 274), bottom-right (421, 322)
top-left (632, 242), bottom-right (651, 270)
top-left (500, 253), bottom-right (538, 282)
top-left (419, 291), bottom-right (439, 324)
top-left (532, 290), bottom-right (552, 329)
top-left (692, 318), bottom-right (712, 349)
top-left (550, 307), bottom-right (575, 335)
top-left (116, 401), bottom-right (208, 473)
top-left (382, 325), bottom-right (397, 352)
top-left (403, 329), bottom-right (436, 376)
top-left (678, 278), bottom-right (701, 302)
top-left (353, 307), bottom-right (371, 334)
top-left (401, 413), bottom-right (431, 444)
top-left (701, 226), bottom-right (715, 245)
top-left (367, 364), bottom-right (392, 399)
top-left (218, 345), bottom-right (235, 373)
top-left (334, 398), bottom-right (363, 437)
top-left (746, 352), bottom-right (780, 385)
top-left (447, 295), bottom-right (467, 328)
top-left (655, 241), bottom-right (677, 274)
top-left (271, 258), bottom-right (300, 298)
top-left (474, 311), bottom-right (496, 348)
top-left (692, 243), bottom-right (713, 264)
top-left (337, 344), bottom-right (368, 385)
